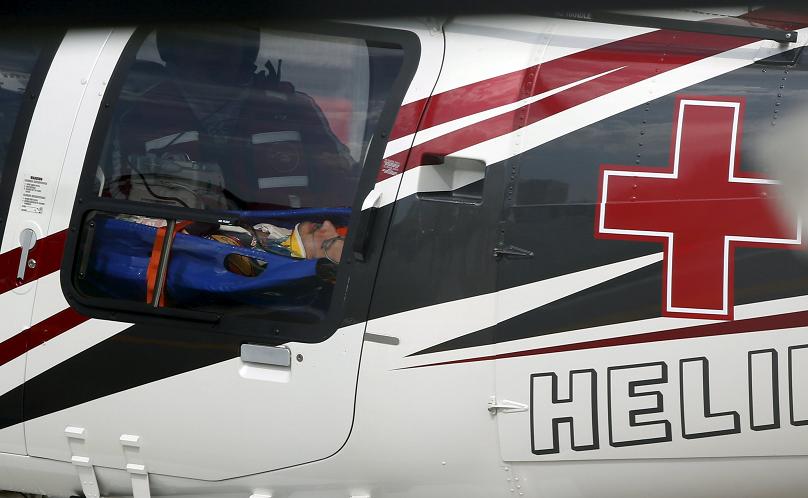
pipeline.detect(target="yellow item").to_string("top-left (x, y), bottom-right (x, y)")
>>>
top-left (281, 223), bottom-right (307, 259)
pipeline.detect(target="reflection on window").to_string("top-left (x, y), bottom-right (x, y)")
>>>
top-left (98, 25), bottom-right (402, 211)
top-left (79, 25), bottom-right (406, 324)
top-left (0, 32), bottom-right (44, 184)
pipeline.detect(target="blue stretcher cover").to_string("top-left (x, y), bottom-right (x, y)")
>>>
top-left (87, 207), bottom-right (351, 306)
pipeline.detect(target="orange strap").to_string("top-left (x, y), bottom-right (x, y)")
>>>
top-left (146, 221), bottom-right (192, 307)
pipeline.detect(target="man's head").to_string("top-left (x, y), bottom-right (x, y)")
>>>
top-left (283, 220), bottom-right (345, 263)
top-left (298, 220), bottom-right (344, 263)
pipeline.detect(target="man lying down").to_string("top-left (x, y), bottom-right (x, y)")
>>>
top-left (120, 215), bottom-right (347, 278)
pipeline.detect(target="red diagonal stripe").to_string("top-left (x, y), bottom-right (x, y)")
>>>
top-left (407, 309), bottom-right (808, 369)
top-left (402, 31), bottom-right (751, 172)
top-left (379, 9), bottom-right (808, 180)
top-left (0, 307), bottom-right (88, 368)
top-left (418, 8), bottom-right (808, 136)
top-left (390, 99), bottom-right (429, 141)
top-left (0, 228), bottom-right (85, 370)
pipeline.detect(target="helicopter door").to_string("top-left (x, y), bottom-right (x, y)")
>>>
top-left (22, 21), bottom-right (441, 480)
top-left (0, 28), bottom-right (63, 455)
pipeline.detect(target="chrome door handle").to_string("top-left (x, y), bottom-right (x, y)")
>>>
top-left (17, 228), bottom-right (37, 280)
top-left (240, 344), bottom-right (291, 367)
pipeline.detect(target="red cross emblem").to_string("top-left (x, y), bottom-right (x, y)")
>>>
top-left (596, 96), bottom-right (801, 320)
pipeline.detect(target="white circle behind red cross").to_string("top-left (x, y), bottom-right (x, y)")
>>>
top-left (596, 96), bottom-right (802, 321)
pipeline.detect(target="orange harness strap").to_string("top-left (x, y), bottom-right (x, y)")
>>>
top-left (145, 221), bottom-right (192, 307)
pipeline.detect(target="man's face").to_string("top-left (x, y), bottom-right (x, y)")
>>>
top-left (299, 220), bottom-right (344, 262)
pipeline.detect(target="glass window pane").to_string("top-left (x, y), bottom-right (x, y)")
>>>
top-left (96, 25), bottom-right (403, 211)
top-left (75, 211), bottom-right (169, 303)
top-left (0, 32), bottom-right (45, 185)
top-left (81, 25), bottom-right (407, 325)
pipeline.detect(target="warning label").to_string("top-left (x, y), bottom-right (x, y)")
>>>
top-left (21, 175), bottom-right (47, 214)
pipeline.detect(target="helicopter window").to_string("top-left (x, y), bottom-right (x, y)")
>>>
top-left (96, 26), bottom-right (396, 211)
top-left (0, 32), bottom-right (48, 186)
top-left (67, 24), bottom-right (409, 332)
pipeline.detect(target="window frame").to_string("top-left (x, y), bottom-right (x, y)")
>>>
top-left (60, 21), bottom-right (420, 343)
top-left (0, 29), bottom-right (66, 241)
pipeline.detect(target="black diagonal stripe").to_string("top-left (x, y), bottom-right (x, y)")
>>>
top-left (3, 323), bottom-right (241, 430)
top-left (0, 385), bottom-right (22, 429)
top-left (411, 245), bottom-right (808, 358)
top-left (5, 248), bottom-right (808, 427)
top-left (410, 263), bottom-right (663, 356)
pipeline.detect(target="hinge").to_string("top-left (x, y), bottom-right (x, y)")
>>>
top-left (65, 426), bottom-right (101, 498)
top-left (493, 245), bottom-right (534, 259)
top-left (488, 396), bottom-right (529, 414)
top-left (121, 434), bottom-right (151, 498)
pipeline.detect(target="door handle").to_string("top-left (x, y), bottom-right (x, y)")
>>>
top-left (487, 397), bottom-right (528, 414)
top-left (493, 245), bottom-right (534, 259)
top-left (240, 343), bottom-right (291, 367)
top-left (17, 228), bottom-right (37, 280)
